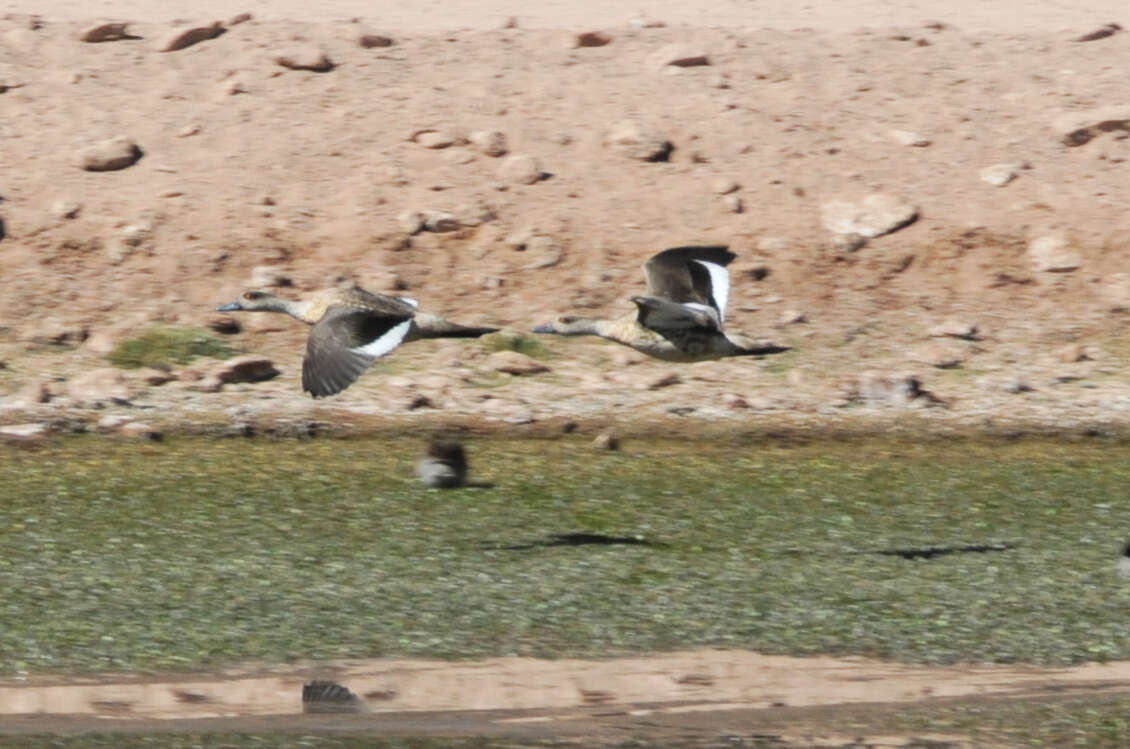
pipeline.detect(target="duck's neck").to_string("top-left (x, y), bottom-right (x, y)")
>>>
top-left (268, 298), bottom-right (316, 323)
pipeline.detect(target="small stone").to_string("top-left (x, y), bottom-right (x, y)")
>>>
top-left (275, 46), bottom-right (334, 72)
top-left (980, 163), bottom-right (1020, 187)
top-left (723, 393), bottom-right (750, 409)
top-left (0, 423), bottom-right (48, 444)
top-left (1056, 343), bottom-right (1099, 363)
top-left (51, 200), bottom-right (81, 220)
top-left (650, 43), bottom-right (710, 68)
top-left (848, 372), bottom-right (931, 406)
top-left (820, 193), bottom-right (918, 238)
top-left (249, 265), bottom-right (291, 287)
top-left (928, 320), bottom-right (978, 340)
top-left (97, 413), bottom-right (132, 432)
top-left (1073, 22), bottom-right (1121, 42)
top-left (469, 129), bottom-right (508, 157)
top-left (424, 212), bottom-right (461, 232)
top-left (1028, 235), bottom-right (1081, 272)
top-left (604, 120), bottom-right (672, 162)
top-left (155, 22), bottom-right (224, 52)
top-left (525, 235), bottom-right (564, 269)
top-left (359, 33), bottom-right (393, 48)
top-left (78, 22), bottom-right (135, 43)
top-left (212, 355), bottom-right (279, 384)
top-left (136, 367), bottom-right (176, 386)
top-left (711, 178), bottom-right (740, 195)
top-left (780, 309), bottom-right (806, 325)
top-left (176, 124), bottom-right (201, 138)
top-left (397, 210), bottom-right (425, 234)
top-left (78, 136), bottom-right (142, 172)
top-left (413, 129), bottom-right (456, 149)
top-left (228, 12), bottom-right (253, 25)
top-left (499, 154), bottom-right (543, 185)
top-left (487, 350), bottom-right (549, 375)
top-left (644, 372), bottom-right (681, 390)
top-left (1052, 105), bottom-right (1130, 146)
top-left (889, 129), bottom-right (931, 147)
top-left (575, 31), bottom-right (611, 47)
top-left (118, 421), bottom-right (163, 440)
top-left (909, 341), bottom-right (966, 369)
top-left (977, 375), bottom-right (1032, 394)
top-left (829, 232), bottom-right (867, 253)
top-left (12, 379), bottom-right (52, 405)
top-left (444, 148), bottom-right (476, 165)
top-left (722, 195), bottom-right (743, 214)
top-left (593, 431), bottom-right (620, 450)
top-left (67, 368), bottom-right (132, 407)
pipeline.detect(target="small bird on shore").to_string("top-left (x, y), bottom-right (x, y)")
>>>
top-left (415, 440), bottom-right (469, 489)
top-left (216, 285), bottom-right (497, 398)
top-left (533, 245), bottom-right (788, 362)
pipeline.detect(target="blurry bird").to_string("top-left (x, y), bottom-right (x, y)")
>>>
top-left (416, 440), bottom-right (469, 489)
top-left (533, 245), bottom-right (787, 361)
top-left (216, 285), bottom-right (497, 398)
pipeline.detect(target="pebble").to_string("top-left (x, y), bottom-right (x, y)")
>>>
top-left (51, 200), bottom-right (81, 220)
top-left (592, 431), bottom-right (620, 450)
top-left (499, 154), bottom-right (543, 185)
top-left (78, 22), bottom-right (135, 43)
top-left (928, 320), bottom-right (978, 340)
top-left (575, 31), bottom-right (612, 48)
top-left (424, 212), bottom-right (461, 232)
top-left (275, 46), bottom-right (334, 72)
top-left (889, 129), bottom-right (931, 147)
top-left (711, 178), bottom-right (740, 195)
top-left (397, 209), bottom-right (425, 234)
top-left (650, 43), bottom-right (711, 68)
top-left (212, 355), bottom-right (280, 384)
top-left (604, 120), bottom-right (673, 162)
top-left (249, 265), bottom-right (291, 287)
top-left (779, 309), bottom-right (807, 325)
top-left (524, 235), bottom-right (564, 269)
top-left (228, 12), bottom-right (253, 26)
top-left (78, 136), bottom-right (142, 172)
top-left (469, 129), bottom-right (508, 157)
top-left (359, 33), bottom-right (394, 48)
top-left (155, 22), bottom-right (224, 52)
top-left (1052, 105), bottom-right (1130, 146)
top-left (644, 372), bottom-right (681, 390)
top-left (979, 163), bottom-right (1020, 187)
top-left (118, 421), bottom-right (163, 440)
top-left (1028, 235), bottom-right (1081, 272)
top-left (414, 129), bottom-right (456, 149)
top-left (820, 193), bottom-right (918, 238)
top-left (0, 423), bottom-right (48, 444)
top-left (67, 368), bottom-right (132, 407)
top-left (722, 195), bottom-right (743, 213)
top-left (487, 351), bottom-right (550, 375)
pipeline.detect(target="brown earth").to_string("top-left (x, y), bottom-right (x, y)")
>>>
top-left (3, 3), bottom-right (1130, 745)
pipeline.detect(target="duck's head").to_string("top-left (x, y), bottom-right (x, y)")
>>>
top-left (216, 290), bottom-right (286, 313)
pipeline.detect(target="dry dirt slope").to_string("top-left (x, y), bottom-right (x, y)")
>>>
top-left (1, 15), bottom-right (1129, 427)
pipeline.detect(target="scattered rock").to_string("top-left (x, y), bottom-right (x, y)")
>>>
top-left (443, 148), bottom-right (476, 165)
top-left (469, 129), bottom-right (508, 157)
top-left (414, 129), bottom-right (456, 149)
top-left (524, 235), bottom-right (564, 269)
top-left (228, 12), bottom-right (253, 26)
top-left (424, 212), bottom-right (461, 232)
top-left (50, 200), bottom-right (81, 220)
top-left (980, 163), bottom-right (1020, 187)
top-left (78, 21), bottom-right (137, 43)
top-left (650, 43), bottom-right (710, 68)
top-left (397, 209), bottom-right (426, 234)
top-left (593, 431), bottom-right (620, 450)
top-left (575, 31), bottom-right (611, 48)
top-left (604, 120), bottom-right (673, 162)
top-left (498, 154), bottom-right (544, 185)
top-left (24, 319), bottom-right (88, 346)
top-left (359, 33), bottom-right (394, 48)
top-left (711, 178), bottom-right (740, 195)
top-left (96, 413), bottom-right (132, 432)
top-left (842, 372), bottom-right (940, 407)
top-left (67, 368), bottom-right (132, 407)
top-left (722, 195), bottom-right (743, 214)
top-left (78, 136), bottom-right (142, 172)
top-left (155, 22), bottom-right (224, 52)
top-left (135, 367), bottom-right (176, 386)
top-left (889, 129), bottom-right (931, 147)
top-left (487, 350), bottom-right (550, 375)
top-left (644, 372), bottom-right (681, 390)
top-left (909, 341), bottom-right (966, 369)
top-left (1057, 343), bottom-right (1100, 363)
top-left (249, 265), bottom-right (292, 287)
top-left (11, 379), bottom-right (53, 405)
top-left (275, 46), bottom-right (334, 72)
top-left (820, 193), bottom-right (918, 238)
top-left (977, 375), bottom-right (1032, 394)
top-left (1053, 105), bottom-right (1130, 146)
top-left (176, 124), bottom-right (201, 138)
top-left (118, 421), bottom-right (163, 440)
top-left (212, 355), bottom-right (279, 384)
top-left (723, 393), bottom-right (750, 409)
top-left (828, 232), bottom-right (867, 253)
top-left (928, 320), bottom-right (978, 340)
top-left (1073, 22), bottom-right (1121, 42)
top-left (1028, 235), bottom-right (1081, 272)
top-left (779, 309), bottom-right (807, 325)
top-left (0, 423), bottom-right (48, 444)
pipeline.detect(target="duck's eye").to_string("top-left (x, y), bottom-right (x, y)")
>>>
top-left (242, 291), bottom-right (256, 300)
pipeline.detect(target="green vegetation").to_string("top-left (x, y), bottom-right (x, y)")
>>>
top-left (481, 331), bottom-right (555, 360)
top-left (107, 327), bottom-right (235, 369)
top-left (1, 437), bottom-right (1129, 677)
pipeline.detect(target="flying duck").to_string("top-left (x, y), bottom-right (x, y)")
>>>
top-left (533, 245), bottom-right (787, 361)
top-left (216, 285), bottom-right (498, 398)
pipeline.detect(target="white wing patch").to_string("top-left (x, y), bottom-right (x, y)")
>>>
top-left (693, 259), bottom-right (730, 324)
top-left (397, 297), bottom-right (420, 309)
top-left (352, 319), bottom-right (413, 359)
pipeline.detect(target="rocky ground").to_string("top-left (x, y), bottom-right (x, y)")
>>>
top-left (2, 11), bottom-right (1130, 441)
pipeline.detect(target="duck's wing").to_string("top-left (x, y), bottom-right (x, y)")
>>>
top-left (641, 245), bottom-right (735, 322)
top-left (302, 305), bottom-right (414, 398)
top-left (631, 295), bottom-right (722, 332)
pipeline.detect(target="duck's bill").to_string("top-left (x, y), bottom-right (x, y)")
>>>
top-left (216, 301), bottom-right (241, 312)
